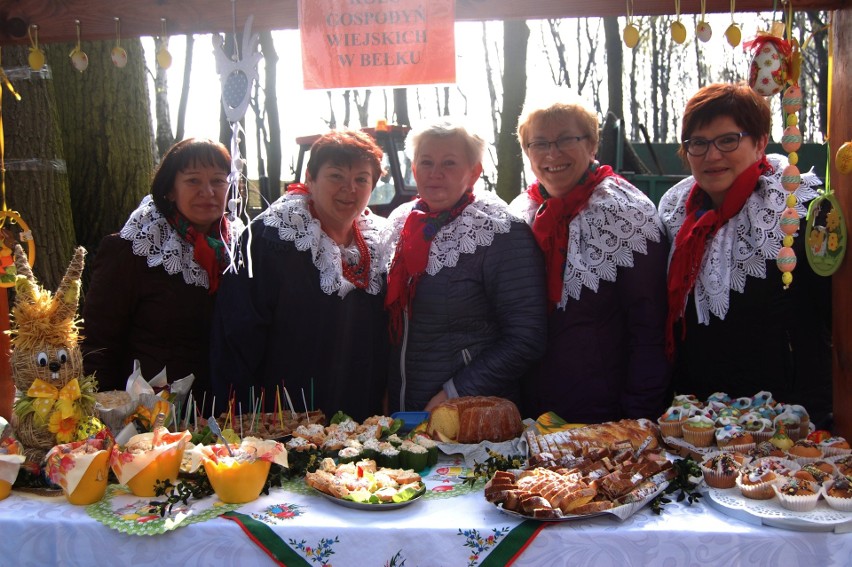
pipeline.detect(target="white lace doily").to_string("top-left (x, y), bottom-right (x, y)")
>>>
top-left (659, 154), bottom-right (821, 325)
top-left (510, 177), bottom-right (662, 309)
top-left (119, 195), bottom-right (245, 289)
top-left (384, 189), bottom-right (518, 276)
top-left (705, 486), bottom-right (852, 530)
top-left (260, 192), bottom-right (389, 297)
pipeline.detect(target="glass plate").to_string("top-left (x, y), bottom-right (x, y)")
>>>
top-left (311, 485), bottom-right (426, 511)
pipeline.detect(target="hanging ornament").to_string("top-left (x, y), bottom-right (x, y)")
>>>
top-left (111, 18), bottom-right (128, 68)
top-left (670, 0), bottom-right (687, 45)
top-left (69, 20), bottom-right (88, 73)
top-left (805, 143), bottom-right (847, 277)
top-left (27, 25), bottom-right (45, 72)
top-left (157, 18), bottom-right (173, 70)
top-left (695, 0), bottom-right (712, 43)
top-left (836, 141), bottom-right (852, 175)
top-left (725, 0), bottom-right (742, 47)
top-left (622, 0), bottom-right (639, 49)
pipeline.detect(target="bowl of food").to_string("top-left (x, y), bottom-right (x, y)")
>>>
top-left (0, 419), bottom-right (24, 501)
top-left (46, 437), bottom-right (113, 505)
top-left (110, 428), bottom-right (191, 496)
top-left (201, 437), bottom-right (288, 504)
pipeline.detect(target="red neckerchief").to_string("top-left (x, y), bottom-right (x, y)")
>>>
top-left (527, 162), bottom-right (617, 309)
top-left (287, 183), bottom-right (371, 289)
top-left (385, 190), bottom-right (475, 342)
top-left (166, 210), bottom-right (231, 294)
top-left (665, 156), bottom-right (771, 358)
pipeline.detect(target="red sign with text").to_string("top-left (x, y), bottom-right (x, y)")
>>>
top-left (299, 0), bottom-right (456, 90)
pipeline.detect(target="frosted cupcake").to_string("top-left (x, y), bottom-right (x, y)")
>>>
top-left (819, 437), bottom-right (851, 458)
top-left (773, 411), bottom-right (802, 442)
top-left (715, 424), bottom-right (755, 453)
top-left (787, 440), bottom-right (823, 465)
top-left (787, 405), bottom-right (811, 439)
top-left (751, 391), bottom-right (776, 408)
top-left (730, 397), bottom-right (753, 411)
top-left (822, 476), bottom-right (852, 512)
top-left (700, 452), bottom-right (744, 488)
top-left (672, 394), bottom-right (702, 408)
top-left (738, 413), bottom-right (775, 444)
top-left (681, 415), bottom-right (715, 447)
top-left (706, 392), bottom-right (731, 406)
top-left (736, 465), bottom-right (779, 500)
top-left (793, 462), bottom-right (834, 486)
top-left (658, 406), bottom-right (688, 438)
top-left (773, 478), bottom-right (820, 512)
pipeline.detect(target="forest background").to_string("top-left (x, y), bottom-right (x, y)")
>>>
top-left (0, 10), bottom-right (831, 288)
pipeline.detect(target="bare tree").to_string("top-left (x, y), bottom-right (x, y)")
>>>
top-left (153, 36), bottom-right (175, 158)
top-left (175, 34), bottom-right (194, 142)
top-left (494, 19), bottom-right (529, 203)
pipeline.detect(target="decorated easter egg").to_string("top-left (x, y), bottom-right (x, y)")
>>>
top-left (671, 21), bottom-right (687, 44)
top-left (28, 48), bottom-right (45, 71)
top-left (156, 46), bottom-right (172, 69)
top-left (749, 42), bottom-right (788, 96)
top-left (696, 21), bottom-right (712, 43)
top-left (623, 24), bottom-right (639, 49)
top-left (779, 207), bottom-right (800, 235)
top-left (781, 164), bottom-right (801, 191)
top-left (69, 48), bottom-right (88, 73)
top-left (776, 247), bottom-right (797, 272)
top-left (781, 126), bottom-right (802, 153)
top-left (782, 85), bottom-right (802, 114)
top-left (725, 24), bottom-right (741, 48)
top-left (837, 141), bottom-right (852, 175)
top-left (111, 46), bottom-right (128, 68)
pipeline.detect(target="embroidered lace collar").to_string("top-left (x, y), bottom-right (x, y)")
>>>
top-left (261, 192), bottom-right (388, 297)
top-left (659, 154), bottom-right (821, 324)
top-left (510, 177), bottom-right (662, 308)
top-left (120, 195), bottom-right (244, 289)
top-left (385, 189), bottom-right (517, 276)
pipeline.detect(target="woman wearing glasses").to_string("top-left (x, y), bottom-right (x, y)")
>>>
top-left (659, 82), bottom-right (832, 428)
top-left (510, 100), bottom-right (670, 423)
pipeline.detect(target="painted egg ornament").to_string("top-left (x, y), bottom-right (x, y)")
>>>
top-left (725, 24), bottom-right (741, 48)
top-left (782, 85), bottom-right (803, 114)
top-left (696, 21), bottom-right (712, 43)
top-left (671, 21), bottom-right (687, 44)
top-left (69, 47), bottom-right (89, 72)
top-left (623, 24), bottom-right (639, 49)
top-left (111, 46), bottom-right (128, 68)
top-left (781, 126), bottom-right (802, 153)
top-left (837, 141), bottom-right (852, 175)
top-left (28, 47), bottom-right (45, 71)
top-left (780, 208), bottom-right (800, 235)
top-left (776, 247), bottom-right (797, 272)
top-left (748, 42), bottom-right (788, 96)
top-left (156, 46), bottom-right (172, 69)
top-left (781, 164), bottom-right (801, 192)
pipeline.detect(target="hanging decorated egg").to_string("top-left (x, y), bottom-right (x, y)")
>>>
top-left (781, 126), bottom-right (802, 153)
top-left (111, 46), bottom-right (128, 68)
top-left (156, 46), bottom-right (172, 69)
top-left (748, 39), bottom-right (789, 96)
top-left (782, 85), bottom-right (802, 114)
top-left (837, 141), bottom-right (852, 175)
top-left (776, 247), bottom-right (797, 272)
top-left (725, 24), bottom-right (741, 48)
top-left (779, 208), bottom-right (800, 235)
top-left (671, 21), bottom-right (687, 45)
top-left (623, 24), bottom-right (639, 48)
top-left (696, 21), bottom-right (712, 43)
top-left (69, 46), bottom-right (88, 72)
top-left (781, 164), bottom-right (801, 191)
top-left (28, 47), bottom-right (45, 71)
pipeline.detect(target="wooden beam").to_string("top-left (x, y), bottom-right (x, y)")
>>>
top-left (1, 0), bottom-right (847, 45)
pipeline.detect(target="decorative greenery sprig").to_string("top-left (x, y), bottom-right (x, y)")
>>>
top-left (650, 457), bottom-right (703, 514)
top-left (151, 471), bottom-right (214, 517)
top-left (463, 449), bottom-right (525, 488)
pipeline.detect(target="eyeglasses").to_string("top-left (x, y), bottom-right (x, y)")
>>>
top-left (682, 132), bottom-right (750, 157)
top-left (526, 135), bottom-right (588, 154)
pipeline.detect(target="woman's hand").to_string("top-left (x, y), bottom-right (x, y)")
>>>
top-left (424, 390), bottom-right (448, 411)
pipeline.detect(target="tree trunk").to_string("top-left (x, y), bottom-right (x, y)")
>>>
top-left (603, 17), bottom-right (624, 121)
top-left (46, 39), bottom-right (154, 276)
top-left (154, 36), bottom-right (175, 159)
top-left (494, 19), bottom-right (528, 203)
top-left (175, 34), bottom-right (194, 142)
top-left (259, 30), bottom-right (281, 201)
top-left (2, 46), bottom-right (77, 290)
top-left (392, 88), bottom-right (409, 127)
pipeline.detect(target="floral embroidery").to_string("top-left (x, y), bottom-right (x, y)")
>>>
top-left (251, 502), bottom-right (305, 524)
top-left (289, 536), bottom-right (340, 566)
top-left (115, 499), bottom-right (191, 523)
top-left (458, 526), bottom-right (511, 567)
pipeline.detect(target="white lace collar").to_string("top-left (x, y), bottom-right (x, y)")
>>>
top-left (385, 189), bottom-right (517, 276)
top-left (260, 192), bottom-right (388, 297)
top-left (509, 176), bottom-right (662, 309)
top-left (119, 195), bottom-right (244, 289)
top-left (659, 154), bottom-right (821, 325)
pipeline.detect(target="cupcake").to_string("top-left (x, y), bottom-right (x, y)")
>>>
top-left (730, 397), bottom-right (753, 411)
top-left (673, 394), bottom-right (702, 408)
top-left (715, 424), bottom-right (755, 452)
top-left (716, 407), bottom-right (742, 421)
top-left (794, 463), bottom-right (834, 486)
top-left (681, 415), bottom-right (715, 447)
top-left (774, 410), bottom-right (802, 442)
top-left (658, 406), bottom-right (688, 438)
top-left (833, 455), bottom-right (852, 476)
top-left (819, 437), bottom-right (851, 458)
top-left (822, 476), bottom-right (852, 512)
top-left (787, 440), bottom-right (823, 465)
top-left (787, 405), bottom-right (811, 439)
top-left (700, 452), bottom-right (744, 488)
top-left (748, 441), bottom-right (786, 459)
top-left (706, 392), bottom-right (731, 405)
top-left (736, 465), bottom-right (779, 500)
top-left (754, 456), bottom-right (800, 477)
top-left (751, 391), bottom-right (776, 408)
top-left (753, 405), bottom-right (779, 421)
top-left (738, 413), bottom-right (774, 444)
top-left (773, 478), bottom-right (820, 512)
top-left (768, 424), bottom-right (795, 452)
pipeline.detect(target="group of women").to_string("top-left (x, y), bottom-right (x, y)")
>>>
top-left (80, 81), bottom-right (834, 429)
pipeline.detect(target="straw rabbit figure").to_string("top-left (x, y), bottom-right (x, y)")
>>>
top-left (10, 245), bottom-right (97, 466)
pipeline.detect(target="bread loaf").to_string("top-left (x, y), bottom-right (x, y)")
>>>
top-left (427, 396), bottom-right (523, 443)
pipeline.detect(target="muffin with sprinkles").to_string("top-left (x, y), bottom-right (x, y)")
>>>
top-left (736, 464), bottom-right (779, 500)
top-left (822, 475), bottom-right (852, 512)
top-left (700, 452), bottom-right (745, 488)
top-left (774, 477), bottom-right (820, 512)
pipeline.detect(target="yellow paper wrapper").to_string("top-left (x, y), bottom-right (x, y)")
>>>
top-left (110, 428), bottom-right (191, 496)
